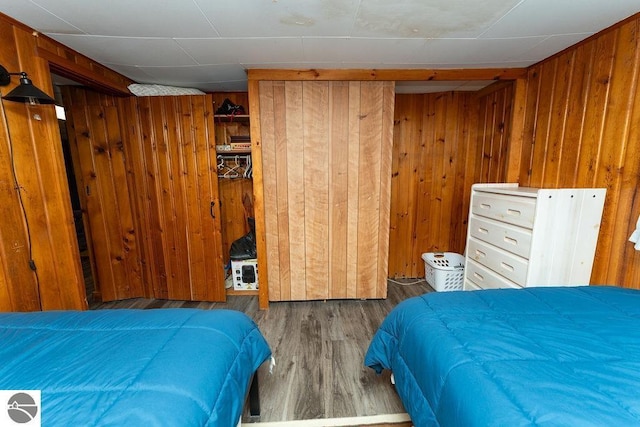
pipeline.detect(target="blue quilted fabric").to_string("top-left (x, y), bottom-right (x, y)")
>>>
top-left (0, 308), bottom-right (271, 427)
top-left (365, 286), bottom-right (640, 427)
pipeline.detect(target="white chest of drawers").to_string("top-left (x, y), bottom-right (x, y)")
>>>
top-left (464, 183), bottom-right (606, 290)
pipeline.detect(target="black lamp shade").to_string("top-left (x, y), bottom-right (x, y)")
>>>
top-left (3, 73), bottom-right (56, 105)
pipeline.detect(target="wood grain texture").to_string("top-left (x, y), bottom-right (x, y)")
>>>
top-left (285, 81), bottom-right (307, 301)
top-left (516, 15), bottom-right (640, 289)
top-left (257, 80), bottom-right (393, 301)
top-left (248, 79), bottom-right (270, 309)
top-left (92, 280), bottom-right (431, 423)
top-left (122, 95), bottom-right (226, 301)
top-left (329, 82), bottom-right (349, 299)
top-left (248, 68), bottom-right (527, 82)
top-left (0, 19), bottom-right (87, 311)
top-left (388, 92), bottom-right (483, 279)
top-left (303, 82), bottom-right (330, 300)
top-left (63, 89), bottom-right (137, 302)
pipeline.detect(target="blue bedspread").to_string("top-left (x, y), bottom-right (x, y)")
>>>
top-left (365, 286), bottom-right (640, 427)
top-left (0, 308), bottom-right (271, 427)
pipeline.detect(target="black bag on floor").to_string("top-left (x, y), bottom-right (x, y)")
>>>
top-left (230, 217), bottom-right (256, 260)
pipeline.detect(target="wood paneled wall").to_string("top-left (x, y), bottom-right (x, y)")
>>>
top-left (388, 82), bottom-right (518, 279)
top-left (258, 80), bottom-right (394, 300)
top-left (517, 15), bottom-right (640, 289)
top-left (0, 16), bottom-right (87, 310)
top-left (62, 87), bottom-right (146, 302)
top-left (388, 92), bottom-right (478, 278)
top-left (474, 82), bottom-right (515, 184)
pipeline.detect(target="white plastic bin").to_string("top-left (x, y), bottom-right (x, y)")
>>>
top-left (421, 252), bottom-right (465, 291)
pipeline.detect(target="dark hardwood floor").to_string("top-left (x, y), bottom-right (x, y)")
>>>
top-left (91, 280), bottom-right (433, 423)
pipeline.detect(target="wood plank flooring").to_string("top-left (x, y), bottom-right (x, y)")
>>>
top-left (91, 280), bottom-right (432, 423)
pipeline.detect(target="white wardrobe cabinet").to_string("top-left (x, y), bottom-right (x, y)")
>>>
top-left (464, 183), bottom-right (606, 290)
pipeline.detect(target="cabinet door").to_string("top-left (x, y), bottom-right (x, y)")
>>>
top-left (123, 95), bottom-right (226, 301)
top-left (258, 81), bottom-right (394, 301)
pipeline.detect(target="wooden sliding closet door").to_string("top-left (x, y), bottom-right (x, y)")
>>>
top-left (122, 95), bottom-right (226, 301)
top-left (259, 81), bottom-right (394, 301)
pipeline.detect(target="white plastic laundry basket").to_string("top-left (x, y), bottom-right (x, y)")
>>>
top-left (421, 252), bottom-right (465, 291)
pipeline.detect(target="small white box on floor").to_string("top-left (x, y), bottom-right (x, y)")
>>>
top-left (231, 259), bottom-right (258, 290)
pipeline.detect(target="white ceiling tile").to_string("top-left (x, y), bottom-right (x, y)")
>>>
top-left (46, 35), bottom-right (198, 67)
top-left (352, 0), bottom-right (522, 38)
top-left (513, 33), bottom-right (594, 62)
top-left (413, 37), bottom-right (546, 65)
top-left (28, 0), bottom-right (218, 37)
top-left (100, 64), bottom-right (156, 83)
top-left (302, 38), bottom-right (426, 63)
top-left (194, 0), bottom-right (360, 37)
top-left (176, 38), bottom-right (305, 65)
top-left (481, 0), bottom-right (640, 38)
top-left (137, 64), bottom-right (247, 84)
top-left (0, 1), bottom-right (84, 34)
top-left (3, 0), bottom-right (639, 91)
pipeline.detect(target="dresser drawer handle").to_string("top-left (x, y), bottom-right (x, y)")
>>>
top-left (473, 272), bottom-right (485, 282)
top-left (478, 227), bottom-right (489, 234)
top-left (474, 249), bottom-right (486, 259)
top-left (480, 203), bottom-right (491, 210)
top-left (507, 208), bottom-right (521, 217)
top-left (501, 262), bottom-right (514, 272)
top-left (504, 236), bottom-right (518, 245)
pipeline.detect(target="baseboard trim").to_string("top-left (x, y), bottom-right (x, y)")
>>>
top-left (245, 412), bottom-right (411, 426)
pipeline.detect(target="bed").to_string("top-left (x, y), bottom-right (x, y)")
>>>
top-left (0, 308), bottom-right (272, 426)
top-left (365, 286), bottom-right (640, 426)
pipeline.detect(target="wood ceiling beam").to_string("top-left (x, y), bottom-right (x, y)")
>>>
top-left (247, 68), bottom-right (528, 82)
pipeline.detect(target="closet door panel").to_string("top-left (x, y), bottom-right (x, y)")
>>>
top-left (303, 82), bottom-right (330, 300)
top-left (329, 82), bottom-right (350, 299)
top-left (260, 80), bottom-right (394, 301)
top-left (259, 81), bottom-right (282, 301)
top-left (346, 82), bottom-right (361, 299)
top-left (126, 95), bottom-right (225, 301)
top-left (284, 81), bottom-right (307, 300)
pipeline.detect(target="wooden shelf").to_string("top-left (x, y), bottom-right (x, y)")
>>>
top-left (226, 288), bottom-right (258, 296)
top-left (214, 114), bottom-right (250, 123)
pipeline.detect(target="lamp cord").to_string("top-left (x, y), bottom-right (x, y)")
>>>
top-left (0, 94), bottom-right (42, 308)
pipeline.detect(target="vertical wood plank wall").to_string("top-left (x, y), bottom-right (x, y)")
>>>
top-left (259, 80), bottom-right (394, 300)
top-left (0, 17), bottom-right (87, 310)
top-left (388, 84), bottom-right (514, 279)
top-left (121, 95), bottom-right (227, 301)
top-left (518, 15), bottom-right (640, 289)
top-left (62, 87), bottom-right (146, 301)
top-left (389, 92), bottom-right (476, 278)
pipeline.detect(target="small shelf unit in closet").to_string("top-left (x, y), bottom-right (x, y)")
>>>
top-left (464, 183), bottom-right (606, 291)
top-left (214, 111), bottom-right (256, 296)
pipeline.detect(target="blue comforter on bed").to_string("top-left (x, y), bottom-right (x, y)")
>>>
top-left (0, 308), bottom-right (271, 427)
top-left (365, 286), bottom-right (640, 427)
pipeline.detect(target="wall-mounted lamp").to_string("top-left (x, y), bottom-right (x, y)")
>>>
top-left (0, 64), bottom-right (55, 105)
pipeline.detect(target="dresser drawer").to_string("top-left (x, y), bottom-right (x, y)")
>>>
top-left (472, 192), bottom-right (536, 229)
top-left (467, 236), bottom-right (529, 286)
top-left (468, 215), bottom-right (532, 259)
top-left (464, 279), bottom-right (481, 291)
top-left (465, 259), bottom-right (521, 290)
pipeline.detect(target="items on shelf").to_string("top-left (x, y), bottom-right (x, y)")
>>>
top-left (215, 98), bottom-right (246, 121)
top-left (217, 153), bottom-right (252, 179)
top-left (229, 135), bottom-right (251, 151)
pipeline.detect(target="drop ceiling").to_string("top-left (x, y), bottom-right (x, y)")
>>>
top-left (1, 0), bottom-right (638, 93)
